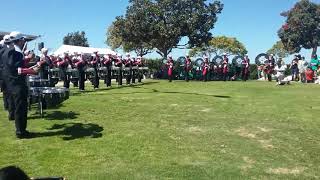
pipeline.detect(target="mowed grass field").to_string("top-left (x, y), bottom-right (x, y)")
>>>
top-left (0, 80), bottom-right (320, 179)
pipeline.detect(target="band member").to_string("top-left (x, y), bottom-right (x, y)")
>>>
top-left (136, 56), bottom-right (143, 83)
top-left (2, 31), bottom-right (40, 138)
top-left (124, 53), bottom-right (132, 85)
top-left (75, 53), bottom-right (87, 91)
top-left (166, 55), bottom-right (174, 82)
top-left (184, 55), bottom-right (192, 82)
top-left (241, 55), bottom-right (250, 81)
top-left (222, 53), bottom-right (229, 81)
top-left (264, 54), bottom-right (275, 81)
top-left (90, 51), bottom-right (100, 89)
top-left (131, 57), bottom-right (136, 84)
top-left (115, 54), bottom-right (123, 86)
top-left (202, 56), bottom-right (210, 82)
top-left (70, 52), bottom-right (79, 87)
top-left (0, 35), bottom-right (12, 112)
top-left (103, 55), bottom-right (112, 87)
top-left (39, 48), bottom-right (53, 79)
top-left (57, 52), bottom-right (71, 88)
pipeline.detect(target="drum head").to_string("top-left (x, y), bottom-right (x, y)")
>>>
top-left (195, 58), bottom-right (204, 67)
top-left (212, 55), bottom-right (223, 65)
top-left (255, 53), bottom-right (269, 65)
top-left (232, 55), bottom-right (244, 67)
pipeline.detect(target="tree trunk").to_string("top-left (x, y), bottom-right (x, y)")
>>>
top-left (312, 46), bottom-right (317, 57)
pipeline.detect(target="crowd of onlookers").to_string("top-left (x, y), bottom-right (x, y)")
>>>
top-left (257, 54), bottom-right (319, 85)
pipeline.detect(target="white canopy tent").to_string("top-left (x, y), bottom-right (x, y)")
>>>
top-left (54, 45), bottom-right (117, 56)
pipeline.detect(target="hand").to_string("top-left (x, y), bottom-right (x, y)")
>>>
top-left (32, 66), bottom-right (40, 72)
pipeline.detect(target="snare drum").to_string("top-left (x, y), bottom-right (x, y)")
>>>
top-left (42, 88), bottom-right (66, 108)
top-left (29, 79), bottom-right (51, 87)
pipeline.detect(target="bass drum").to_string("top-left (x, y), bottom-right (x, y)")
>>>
top-left (212, 55), bottom-right (223, 65)
top-left (232, 55), bottom-right (244, 67)
top-left (195, 58), bottom-right (204, 68)
top-left (255, 53), bottom-right (269, 65)
top-left (177, 56), bottom-right (186, 64)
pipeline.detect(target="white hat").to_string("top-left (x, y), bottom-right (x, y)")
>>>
top-left (168, 55), bottom-right (172, 58)
top-left (24, 50), bottom-right (30, 55)
top-left (41, 48), bottom-right (48, 53)
top-left (126, 53), bottom-right (130, 56)
top-left (3, 35), bottom-right (11, 43)
top-left (137, 56), bottom-right (141, 59)
top-left (222, 53), bottom-right (227, 56)
top-left (9, 31), bottom-right (26, 41)
top-left (204, 55), bottom-right (208, 59)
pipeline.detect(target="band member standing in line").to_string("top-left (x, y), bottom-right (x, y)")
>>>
top-left (202, 56), bottom-right (210, 82)
top-left (57, 52), bottom-right (70, 88)
top-left (2, 31), bottom-right (40, 138)
top-left (265, 54), bottom-right (275, 81)
top-left (115, 54), bottom-right (123, 86)
top-left (241, 54), bottom-right (250, 81)
top-left (75, 53), bottom-right (87, 91)
top-left (184, 55), bottom-right (192, 82)
top-left (90, 51), bottom-right (100, 89)
top-left (39, 48), bottom-right (53, 79)
top-left (166, 55), bottom-right (174, 82)
top-left (222, 53), bottom-right (229, 81)
top-left (103, 54), bottom-right (112, 87)
top-left (131, 57), bottom-right (136, 84)
top-left (136, 56), bottom-right (143, 83)
top-left (124, 53), bottom-right (132, 85)
top-left (0, 35), bottom-right (12, 113)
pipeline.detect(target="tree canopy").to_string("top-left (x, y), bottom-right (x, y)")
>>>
top-left (267, 41), bottom-right (290, 58)
top-left (278, 0), bottom-right (320, 56)
top-left (189, 36), bottom-right (247, 58)
top-left (63, 31), bottom-right (89, 47)
top-left (106, 0), bottom-right (223, 58)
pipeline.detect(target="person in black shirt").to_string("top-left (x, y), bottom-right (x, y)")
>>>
top-left (2, 31), bottom-right (39, 138)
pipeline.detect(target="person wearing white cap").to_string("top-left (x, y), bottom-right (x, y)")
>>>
top-left (241, 54), bottom-right (250, 81)
top-left (114, 54), bottom-right (123, 86)
top-left (2, 31), bottom-right (39, 138)
top-left (90, 51), bottom-right (100, 89)
top-left (74, 53), bottom-right (87, 91)
top-left (101, 54), bottom-right (112, 87)
top-left (184, 54), bottom-right (192, 82)
top-left (136, 56), bottom-right (144, 83)
top-left (38, 47), bottom-right (53, 80)
top-left (124, 53), bottom-right (132, 85)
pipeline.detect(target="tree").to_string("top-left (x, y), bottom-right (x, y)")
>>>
top-left (107, 0), bottom-right (223, 59)
top-left (189, 36), bottom-right (247, 58)
top-left (63, 31), bottom-right (89, 47)
top-left (278, 0), bottom-right (320, 56)
top-left (267, 41), bottom-right (290, 58)
top-left (106, 15), bottom-right (153, 57)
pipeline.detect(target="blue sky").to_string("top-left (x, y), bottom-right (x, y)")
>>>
top-left (1, 0), bottom-right (319, 61)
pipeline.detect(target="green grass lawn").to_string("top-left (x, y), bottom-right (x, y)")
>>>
top-left (0, 80), bottom-right (320, 179)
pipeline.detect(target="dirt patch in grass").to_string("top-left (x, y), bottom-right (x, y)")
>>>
top-left (266, 167), bottom-right (305, 175)
top-left (241, 156), bottom-right (256, 172)
top-left (258, 139), bottom-right (274, 149)
top-left (235, 127), bottom-right (256, 139)
top-left (235, 127), bottom-right (275, 150)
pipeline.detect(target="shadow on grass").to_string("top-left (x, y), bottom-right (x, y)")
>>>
top-left (71, 81), bottom-right (159, 96)
top-left (33, 122), bottom-right (103, 140)
top-left (29, 111), bottom-right (79, 120)
top-left (99, 87), bottom-right (231, 98)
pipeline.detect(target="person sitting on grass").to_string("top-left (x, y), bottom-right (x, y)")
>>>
top-left (274, 59), bottom-right (290, 85)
